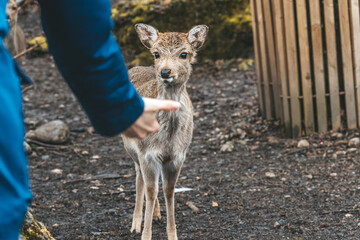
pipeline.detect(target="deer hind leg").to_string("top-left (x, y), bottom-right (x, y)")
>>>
top-left (131, 163), bottom-right (145, 233)
top-left (162, 161), bottom-right (183, 240)
top-left (141, 156), bottom-right (160, 240)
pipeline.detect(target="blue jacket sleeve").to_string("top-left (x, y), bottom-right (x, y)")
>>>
top-left (37, 0), bottom-right (144, 137)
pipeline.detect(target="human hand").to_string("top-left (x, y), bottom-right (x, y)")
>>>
top-left (122, 97), bottom-right (180, 139)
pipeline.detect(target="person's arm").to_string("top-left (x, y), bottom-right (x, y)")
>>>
top-left (37, 0), bottom-right (145, 137)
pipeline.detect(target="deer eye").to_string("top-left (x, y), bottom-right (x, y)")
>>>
top-left (180, 53), bottom-right (187, 59)
top-left (154, 52), bottom-right (160, 59)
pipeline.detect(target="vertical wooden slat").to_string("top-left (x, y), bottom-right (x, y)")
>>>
top-left (263, 0), bottom-right (281, 119)
top-left (338, 0), bottom-right (357, 129)
top-left (309, 0), bottom-right (328, 133)
top-left (250, 0), bottom-right (265, 117)
top-left (296, 0), bottom-right (315, 134)
top-left (273, 0), bottom-right (292, 137)
top-left (283, 0), bottom-right (302, 137)
top-left (256, 0), bottom-right (273, 120)
top-left (324, 0), bottom-right (341, 130)
top-left (350, 0), bottom-right (360, 127)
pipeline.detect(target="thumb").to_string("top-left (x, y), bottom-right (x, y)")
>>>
top-left (143, 97), bottom-right (181, 112)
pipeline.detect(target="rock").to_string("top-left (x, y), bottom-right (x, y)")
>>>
top-left (297, 140), bottom-right (310, 148)
top-left (220, 141), bottom-right (234, 152)
top-left (304, 174), bottom-right (313, 179)
top-left (330, 173), bottom-right (338, 177)
top-left (24, 142), bottom-right (31, 153)
top-left (26, 120), bottom-right (70, 144)
top-left (265, 172), bottom-right (276, 178)
top-left (50, 169), bottom-right (63, 175)
top-left (20, 210), bottom-right (55, 240)
top-left (348, 137), bottom-right (360, 147)
top-left (273, 221), bottom-right (280, 228)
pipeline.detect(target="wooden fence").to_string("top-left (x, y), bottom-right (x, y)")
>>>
top-left (250, 0), bottom-right (360, 137)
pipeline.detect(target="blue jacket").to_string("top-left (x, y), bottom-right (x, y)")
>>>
top-left (0, 0), bottom-right (143, 238)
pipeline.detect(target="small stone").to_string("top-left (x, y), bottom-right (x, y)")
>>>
top-left (265, 172), bottom-right (276, 178)
top-left (24, 141), bottom-right (31, 153)
top-left (304, 174), bottom-right (313, 179)
top-left (92, 155), bottom-right (100, 159)
top-left (281, 178), bottom-right (287, 182)
top-left (284, 195), bottom-right (291, 198)
top-left (26, 120), bottom-right (70, 144)
top-left (274, 221), bottom-right (280, 228)
top-left (345, 213), bottom-right (353, 218)
top-left (330, 173), bottom-right (338, 177)
top-left (220, 141), bottom-right (234, 152)
top-left (81, 150), bottom-right (89, 155)
top-left (51, 169), bottom-right (63, 174)
top-left (297, 140), bottom-right (310, 148)
top-left (348, 137), bottom-right (360, 147)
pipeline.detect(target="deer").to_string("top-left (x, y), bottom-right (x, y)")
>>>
top-left (4, 0), bottom-right (26, 62)
top-left (121, 23), bottom-right (208, 240)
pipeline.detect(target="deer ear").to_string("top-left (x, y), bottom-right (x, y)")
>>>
top-left (187, 25), bottom-right (209, 50)
top-left (135, 23), bottom-right (159, 49)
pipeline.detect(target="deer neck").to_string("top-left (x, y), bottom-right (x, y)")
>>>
top-left (157, 80), bottom-right (187, 102)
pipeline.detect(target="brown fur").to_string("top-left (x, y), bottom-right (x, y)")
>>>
top-left (122, 23), bottom-right (208, 240)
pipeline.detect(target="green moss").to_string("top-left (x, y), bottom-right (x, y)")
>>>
top-left (113, 0), bottom-right (253, 66)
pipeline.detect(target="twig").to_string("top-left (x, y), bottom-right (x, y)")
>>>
top-left (26, 138), bottom-right (68, 149)
top-left (14, 39), bottom-right (46, 60)
top-left (22, 85), bottom-right (33, 94)
top-left (186, 201), bottom-right (200, 213)
top-left (320, 209), bottom-right (360, 215)
top-left (65, 173), bottom-right (123, 184)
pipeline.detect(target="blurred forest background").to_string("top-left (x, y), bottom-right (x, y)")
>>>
top-left (111, 0), bottom-right (253, 66)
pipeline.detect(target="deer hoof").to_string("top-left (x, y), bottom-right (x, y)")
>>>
top-left (130, 218), bottom-right (142, 233)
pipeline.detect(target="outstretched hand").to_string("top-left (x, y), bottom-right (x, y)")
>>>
top-left (122, 97), bottom-right (180, 139)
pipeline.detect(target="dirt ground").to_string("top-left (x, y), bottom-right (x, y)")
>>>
top-left (18, 4), bottom-right (360, 240)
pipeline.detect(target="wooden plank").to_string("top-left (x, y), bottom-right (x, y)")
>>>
top-left (256, 0), bottom-right (273, 120)
top-left (324, 0), bottom-right (341, 130)
top-left (263, 0), bottom-right (281, 120)
top-left (283, 0), bottom-right (302, 137)
top-left (350, 0), bottom-right (360, 127)
top-left (309, 0), bottom-right (328, 133)
top-left (273, 0), bottom-right (291, 137)
top-left (250, 0), bottom-right (265, 117)
top-left (296, 0), bottom-right (315, 134)
top-left (338, 0), bottom-right (357, 129)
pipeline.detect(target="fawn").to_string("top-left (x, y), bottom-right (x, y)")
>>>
top-left (4, 0), bottom-right (26, 61)
top-left (121, 23), bottom-right (208, 240)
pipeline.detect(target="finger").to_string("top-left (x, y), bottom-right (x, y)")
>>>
top-left (143, 98), bottom-right (181, 112)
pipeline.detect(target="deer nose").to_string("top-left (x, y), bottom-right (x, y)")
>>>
top-left (161, 69), bottom-right (171, 79)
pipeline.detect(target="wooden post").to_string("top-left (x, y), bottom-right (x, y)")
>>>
top-left (309, 0), bottom-right (328, 133)
top-left (338, 0), bottom-right (357, 129)
top-left (263, 0), bottom-right (281, 120)
top-left (324, 0), bottom-right (341, 131)
top-left (283, 0), bottom-right (302, 137)
top-left (349, 0), bottom-right (360, 127)
top-left (250, 0), bottom-right (265, 117)
top-left (256, 0), bottom-right (273, 120)
top-left (297, 0), bottom-right (315, 134)
top-left (273, 0), bottom-right (291, 137)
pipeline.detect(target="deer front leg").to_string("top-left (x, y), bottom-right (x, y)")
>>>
top-left (141, 158), bottom-right (160, 240)
top-left (162, 162), bottom-right (182, 240)
top-left (153, 197), bottom-right (161, 221)
top-left (131, 163), bottom-right (145, 233)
